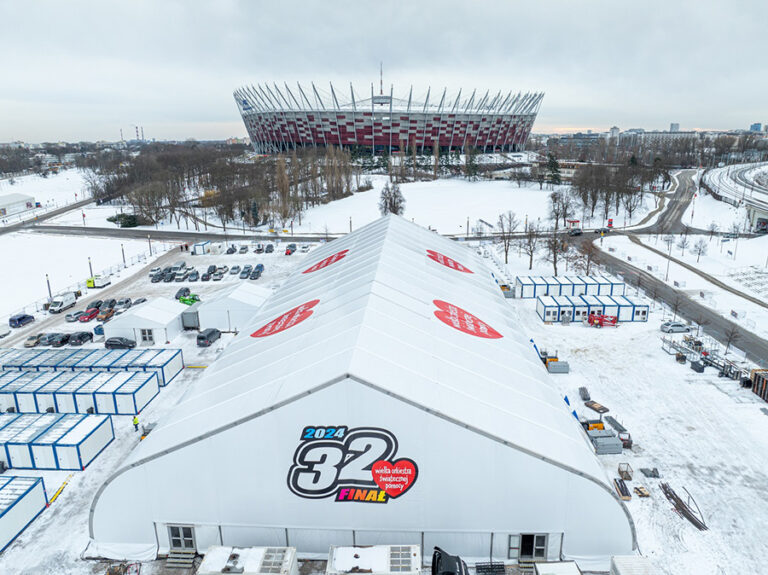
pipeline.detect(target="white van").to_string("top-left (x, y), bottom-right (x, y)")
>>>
top-left (49, 292), bottom-right (77, 314)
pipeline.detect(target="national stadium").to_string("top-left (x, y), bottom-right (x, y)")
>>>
top-left (234, 82), bottom-right (544, 155)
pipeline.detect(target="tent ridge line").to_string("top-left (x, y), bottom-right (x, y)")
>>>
top-left (348, 374), bottom-right (638, 551)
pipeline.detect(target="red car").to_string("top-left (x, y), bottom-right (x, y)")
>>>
top-left (79, 307), bottom-right (99, 322)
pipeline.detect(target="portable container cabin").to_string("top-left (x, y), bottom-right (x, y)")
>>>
top-left (0, 373), bottom-right (41, 413)
top-left (565, 296), bottom-right (589, 322)
top-left (126, 349), bottom-right (162, 371)
top-left (29, 414), bottom-right (87, 469)
top-left (596, 296), bottom-right (619, 317)
top-left (544, 277), bottom-right (563, 296)
top-left (0, 476), bottom-right (48, 553)
top-left (5, 413), bottom-right (63, 468)
top-left (113, 372), bottom-right (160, 415)
top-left (0, 372), bottom-right (24, 404)
top-left (53, 415), bottom-right (114, 470)
top-left (93, 373), bottom-right (135, 415)
top-left (73, 349), bottom-right (111, 372)
top-left (514, 276), bottom-right (536, 299)
top-left (555, 277), bottom-right (574, 296)
top-left (19, 350), bottom-right (54, 372)
top-left (1, 350), bottom-right (46, 372)
top-left (326, 545), bottom-right (421, 575)
top-left (55, 349), bottom-right (98, 372)
top-left (107, 350), bottom-right (147, 373)
top-left (74, 373), bottom-right (115, 413)
top-left (198, 546), bottom-right (299, 575)
top-left (579, 295), bottom-right (605, 316)
top-left (552, 296), bottom-right (576, 321)
top-left (531, 276), bottom-right (549, 298)
top-left (53, 373), bottom-right (97, 413)
top-left (143, 349), bottom-right (184, 386)
top-left (610, 296), bottom-right (636, 322)
top-left (624, 297), bottom-right (649, 322)
top-left (594, 276), bottom-right (614, 296)
top-left (536, 296), bottom-right (560, 322)
top-left (0, 413), bottom-right (20, 433)
top-left (91, 350), bottom-right (130, 372)
top-left (579, 276), bottom-right (600, 295)
top-left (14, 372), bottom-right (62, 413)
top-left (566, 276), bottom-right (587, 296)
top-left (34, 372), bottom-right (80, 413)
top-left (598, 275), bottom-right (625, 297)
top-left (0, 414), bottom-right (45, 467)
top-left (192, 241), bottom-right (211, 255)
top-left (30, 349), bottom-right (79, 372)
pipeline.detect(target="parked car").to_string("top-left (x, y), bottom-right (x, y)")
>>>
top-left (723, 232), bottom-right (739, 239)
top-left (285, 243), bottom-right (297, 255)
top-left (226, 246), bottom-right (237, 255)
top-left (229, 265), bottom-right (241, 275)
top-left (212, 272), bottom-right (224, 281)
top-left (239, 269), bottom-right (251, 279)
top-left (48, 292), bottom-right (77, 314)
top-left (175, 287), bottom-right (191, 300)
top-left (207, 264), bottom-right (217, 274)
top-left (69, 331), bottom-right (93, 346)
top-left (149, 267), bottom-right (162, 276)
top-left (188, 270), bottom-right (200, 282)
top-left (300, 244), bottom-right (311, 253)
top-left (249, 270), bottom-right (262, 280)
top-left (196, 328), bottom-right (222, 347)
top-left (79, 307), bottom-right (99, 322)
top-left (115, 298), bottom-right (132, 312)
top-left (163, 273), bottom-right (176, 283)
top-left (239, 245), bottom-right (248, 254)
top-left (568, 228), bottom-right (583, 236)
top-left (24, 333), bottom-right (44, 347)
top-left (39, 333), bottom-right (59, 346)
top-left (151, 273), bottom-right (164, 283)
top-left (254, 263), bottom-right (264, 274)
top-left (660, 321), bottom-right (690, 334)
top-left (594, 227), bottom-right (611, 234)
top-left (105, 337), bottom-right (136, 349)
top-left (255, 243), bottom-right (265, 254)
top-left (265, 244), bottom-right (274, 253)
top-left (103, 299), bottom-right (117, 309)
top-left (65, 310), bottom-right (85, 322)
top-left (201, 272), bottom-right (211, 282)
top-left (179, 294), bottom-right (200, 306)
top-left (174, 271), bottom-right (189, 282)
top-left (217, 265), bottom-right (229, 274)
top-left (93, 324), bottom-right (104, 336)
top-left (9, 314), bottom-right (35, 328)
top-left (97, 308), bottom-right (115, 322)
top-left (49, 333), bottom-right (71, 347)
top-left (133, 297), bottom-right (147, 305)
top-left (87, 299), bottom-right (103, 310)
top-left (242, 264), bottom-right (253, 273)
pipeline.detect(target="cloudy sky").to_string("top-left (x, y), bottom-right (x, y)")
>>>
top-left (1, 0), bottom-right (766, 142)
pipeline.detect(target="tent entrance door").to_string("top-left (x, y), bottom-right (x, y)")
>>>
top-left (168, 525), bottom-right (196, 551)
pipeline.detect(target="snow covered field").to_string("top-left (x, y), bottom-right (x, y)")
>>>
top-left (684, 189), bottom-right (748, 231)
top-left (0, 231), bottom-right (168, 319)
top-left (0, 170), bottom-right (89, 225)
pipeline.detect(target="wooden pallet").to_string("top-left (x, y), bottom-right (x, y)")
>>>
top-left (585, 400), bottom-right (609, 413)
top-left (634, 486), bottom-right (651, 498)
top-left (614, 478), bottom-right (631, 501)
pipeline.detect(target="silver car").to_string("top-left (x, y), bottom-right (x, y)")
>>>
top-left (65, 311), bottom-right (85, 322)
top-left (660, 321), bottom-right (689, 333)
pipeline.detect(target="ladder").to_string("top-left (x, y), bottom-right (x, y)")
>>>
top-left (166, 549), bottom-right (196, 570)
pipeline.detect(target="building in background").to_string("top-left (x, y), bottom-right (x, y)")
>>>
top-left (750, 123), bottom-right (762, 132)
top-left (670, 122), bottom-right (680, 132)
top-left (0, 193), bottom-right (35, 217)
top-left (234, 82), bottom-right (543, 155)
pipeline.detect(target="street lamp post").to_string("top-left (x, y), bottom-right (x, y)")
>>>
top-left (45, 273), bottom-right (52, 301)
top-left (147, 235), bottom-right (152, 256)
top-left (88, 257), bottom-right (93, 278)
top-left (664, 240), bottom-right (672, 282)
top-left (121, 243), bottom-right (126, 268)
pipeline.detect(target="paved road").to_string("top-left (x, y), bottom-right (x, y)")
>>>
top-left (0, 197), bottom-right (94, 236)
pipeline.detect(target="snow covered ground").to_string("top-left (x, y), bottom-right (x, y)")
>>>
top-left (684, 189), bottom-right (748, 231)
top-left (0, 231), bottom-right (173, 319)
top-left (601, 234), bottom-right (768, 339)
top-left (0, 170), bottom-right (89, 226)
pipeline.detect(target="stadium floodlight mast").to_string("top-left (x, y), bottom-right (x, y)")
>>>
top-left (234, 82), bottom-right (543, 156)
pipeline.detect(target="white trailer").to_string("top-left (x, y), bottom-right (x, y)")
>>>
top-left (0, 476), bottom-right (48, 553)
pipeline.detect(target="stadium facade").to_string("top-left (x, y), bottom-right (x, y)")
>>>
top-left (234, 82), bottom-right (543, 155)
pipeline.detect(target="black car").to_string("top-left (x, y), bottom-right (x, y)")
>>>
top-left (9, 314), bottom-right (35, 328)
top-left (285, 243), bottom-right (297, 255)
top-left (226, 246), bottom-right (236, 255)
top-left (568, 228), bottom-right (583, 236)
top-left (207, 264), bottom-right (217, 274)
top-left (265, 244), bottom-right (274, 253)
top-left (189, 270), bottom-right (200, 282)
top-left (201, 272), bottom-right (211, 281)
top-left (197, 328), bottom-right (222, 347)
top-left (151, 273), bottom-right (163, 283)
top-left (594, 227), bottom-right (611, 234)
top-left (50, 333), bottom-right (70, 347)
top-left (105, 337), bottom-right (136, 349)
top-left (163, 272), bottom-right (176, 282)
top-left (87, 299), bottom-right (103, 310)
top-left (69, 331), bottom-right (93, 346)
top-left (249, 270), bottom-right (262, 280)
top-left (133, 297), bottom-right (147, 305)
top-left (175, 287), bottom-right (191, 299)
top-left (103, 299), bottom-right (117, 309)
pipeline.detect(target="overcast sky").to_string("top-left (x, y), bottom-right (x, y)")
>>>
top-left (1, 0), bottom-right (766, 142)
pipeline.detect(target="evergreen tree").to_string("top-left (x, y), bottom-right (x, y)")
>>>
top-left (546, 153), bottom-right (561, 185)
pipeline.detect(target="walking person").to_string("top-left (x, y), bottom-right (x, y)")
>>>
top-left (133, 415), bottom-right (139, 432)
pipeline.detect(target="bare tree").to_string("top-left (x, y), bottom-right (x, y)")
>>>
top-left (581, 240), bottom-right (599, 275)
top-left (496, 211), bottom-right (520, 264)
top-left (707, 221), bottom-right (719, 241)
top-left (275, 155), bottom-right (292, 226)
top-left (517, 221), bottom-right (541, 270)
top-left (670, 295), bottom-right (683, 321)
top-left (677, 235), bottom-right (691, 256)
top-left (723, 324), bottom-right (741, 354)
top-left (693, 238), bottom-right (708, 262)
top-left (543, 231), bottom-right (563, 275)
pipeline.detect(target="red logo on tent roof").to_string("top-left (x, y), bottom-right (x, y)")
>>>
top-left (426, 250), bottom-right (473, 274)
top-left (433, 299), bottom-right (502, 339)
top-left (251, 299), bottom-right (319, 338)
top-left (303, 250), bottom-right (349, 274)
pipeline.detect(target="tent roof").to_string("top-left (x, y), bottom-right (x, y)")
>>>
top-left (108, 297), bottom-right (186, 328)
top-left (120, 215), bottom-right (609, 484)
top-left (0, 192), bottom-right (34, 205)
top-left (200, 282), bottom-right (272, 310)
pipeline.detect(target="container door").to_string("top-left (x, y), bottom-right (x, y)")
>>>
top-left (168, 525), bottom-right (196, 551)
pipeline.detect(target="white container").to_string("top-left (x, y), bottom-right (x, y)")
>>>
top-left (114, 372), bottom-right (160, 415)
top-left (144, 349), bottom-right (184, 386)
top-left (54, 415), bottom-right (114, 470)
top-left (30, 414), bottom-right (87, 469)
top-left (198, 546), bottom-right (299, 575)
top-left (93, 372), bottom-right (134, 414)
top-left (0, 476), bottom-right (48, 553)
top-left (14, 372), bottom-right (63, 413)
top-left (5, 413), bottom-right (62, 469)
top-left (74, 373), bottom-right (114, 413)
top-left (52, 373), bottom-right (97, 413)
top-left (327, 545), bottom-right (421, 575)
top-left (610, 555), bottom-right (654, 575)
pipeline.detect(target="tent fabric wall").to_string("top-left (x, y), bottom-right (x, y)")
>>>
top-left (0, 476), bottom-right (48, 553)
top-left (90, 215), bottom-right (635, 569)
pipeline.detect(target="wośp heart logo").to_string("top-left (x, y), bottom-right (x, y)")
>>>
top-left (251, 299), bottom-right (319, 338)
top-left (433, 299), bottom-right (503, 339)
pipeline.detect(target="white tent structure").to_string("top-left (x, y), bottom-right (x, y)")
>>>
top-left (103, 298), bottom-right (186, 346)
top-left (89, 216), bottom-right (635, 570)
top-left (197, 283), bottom-right (272, 332)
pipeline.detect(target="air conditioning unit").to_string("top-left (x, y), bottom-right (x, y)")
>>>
top-left (327, 545), bottom-right (422, 575)
top-left (197, 547), bottom-right (298, 575)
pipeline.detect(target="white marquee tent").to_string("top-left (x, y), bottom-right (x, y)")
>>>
top-left (197, 283), bottom-right (272, 332)
top-left (104, 298), bottom-right (186, 346)
top-left (89, 216), bottom-right (635, 570)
